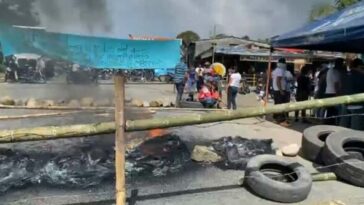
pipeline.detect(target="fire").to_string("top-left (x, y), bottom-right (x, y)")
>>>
top-left (148, 129), bottom-right (165, 138)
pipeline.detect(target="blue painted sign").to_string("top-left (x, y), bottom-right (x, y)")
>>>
top-left (0, 24), bottom-right (181, 69)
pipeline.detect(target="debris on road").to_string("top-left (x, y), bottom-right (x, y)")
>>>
top-left (26, 98), bottom-right (44, 107)
top-left (191, 145), bottom-right (222, 163)
top-left (281, 144), bottom-right (300, 157)
top-left (131, 99), bottom-right (144, 107)
top-left (212, 136), bottom-right (274, 169)
top-left (68, 99), bottom-right (81, 107)
top-left (80, 97), bottom-right (95, 107)
top-left (0, 96), bottom-right (15, 105)
top-left (0, 135), bottom-right (190, 193)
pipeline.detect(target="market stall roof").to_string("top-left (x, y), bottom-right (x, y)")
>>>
top-left (271, 1), bottom-right (364, 53)
top-left (215, 45), bottom-right (309, 58)
top-left (194, 37), bottom-right (270, 58)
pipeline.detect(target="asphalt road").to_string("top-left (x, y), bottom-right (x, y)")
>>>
top-left (0, 82), bottom-right (363, 205)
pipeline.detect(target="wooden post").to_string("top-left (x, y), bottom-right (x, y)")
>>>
top-left (264, 49), bottom-right (273, 106)
top-left (114, 73), bottom-right (126, 205)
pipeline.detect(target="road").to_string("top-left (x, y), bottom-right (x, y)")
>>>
top-left (0, 82), bottom-right (362, 205)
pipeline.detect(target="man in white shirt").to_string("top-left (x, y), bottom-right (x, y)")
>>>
top-left (227, 68), bottom-right (241, 110)
top-left (195, 63), bottom-right (205, 91)
top-left (324, 58), bottom-right (344, 125)
top-left (271, 58), bottom-right (289, 127)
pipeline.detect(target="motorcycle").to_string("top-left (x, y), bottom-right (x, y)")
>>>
top-left (239, 78), bottom-right (250, 95)
top-left (4, 67), bottom-right (17, 82)
top-left (66, 65), bottom-right (98, 84)
top-left (125, 69), bottom-right (154, 82)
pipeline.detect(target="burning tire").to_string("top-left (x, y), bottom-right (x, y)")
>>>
top-left (244, 155), bottom-right (312, 203)
top-left (302, 125), bottom-right (350, 163)
top-left (321, 130), bottom-right (364, 187)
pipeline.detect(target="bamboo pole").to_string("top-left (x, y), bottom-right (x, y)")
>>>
top-left (114, 73), bottom-right (126, 205)
top-left (238, 172), bottom-right (337, 185)
top-left (0, 93), bottom-right (364, 142)
top-left (311, 172), bottom-right (337, 181)
top-left (0, 111), bottom-right (84, 120)
top-left (264, 48), bottom-right (273, 106)
top-left (0, 104), bottom-right (114, 111)
top-left (126, 93), bottom-right (364, 131)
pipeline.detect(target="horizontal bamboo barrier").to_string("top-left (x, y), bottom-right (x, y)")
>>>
top-left (238, 172), bottom-right (337, 186)
top-left (0, 104), bottom-right (114, 111)
top-left (0, 111), bottom-right (84, 120)
top-left (0, 93), bottom-right (363, 143)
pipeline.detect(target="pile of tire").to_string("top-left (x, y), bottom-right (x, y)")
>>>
top-left (301, 125), bottom-right (364, 187)
top-left (243, 126), bottom-right (364, 203)
top-left (244, 155), bottom-right (312, 203)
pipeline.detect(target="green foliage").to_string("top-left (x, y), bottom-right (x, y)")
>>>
top-left (335, 0), bottom-right (361, 9)
top-left (310, 3), bottom-right (336, 21)
top-left (310, 0), bottom-right (362, 21)
top-left (176, 30), bottom-right (200, 45)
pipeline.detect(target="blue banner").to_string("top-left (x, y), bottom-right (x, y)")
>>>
top-left (0, 24), bottom-right (181, 69)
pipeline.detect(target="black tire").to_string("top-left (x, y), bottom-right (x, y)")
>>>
top-left (244, 155), bottom-right (312, 203)
top-left (321, 130), bottom-right (364, 187)
top-left (302, 125), bottom-right (350, 163)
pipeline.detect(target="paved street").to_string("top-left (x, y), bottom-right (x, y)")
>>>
top-left (0, 82), bottom-right (362, 205)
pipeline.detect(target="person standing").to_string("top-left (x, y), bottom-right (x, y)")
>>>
top-left (195, 63), bottom-right (205, 91)
top-left (186, 67), bottom-right (196, 101)
top-left (323, 58), bottom-right (344, 125)
top-left (272, 58), bottom-right (289, 127)
top-left (295, 65), bottom-right (311, 123)
top-left (227, 68), bottom-right (241, 110)
top-left (339, 58), bottom-right (364, 130)
top-left (174, 58), bottom-right (188, 107)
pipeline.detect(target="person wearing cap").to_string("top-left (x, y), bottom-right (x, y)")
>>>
top-left (271, 58), bottom-right (290, 127)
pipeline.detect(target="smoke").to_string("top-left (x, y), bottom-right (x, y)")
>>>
top-left (33, 0), bottom-right (333, 39)
top-left (34, 0), bottom-right (112, 35)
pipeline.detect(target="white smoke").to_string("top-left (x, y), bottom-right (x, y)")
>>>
top-left (34, 0), bottom-right (333, 39)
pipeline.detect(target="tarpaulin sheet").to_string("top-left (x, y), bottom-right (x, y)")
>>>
top-left (0, 24), bottom-right (181, 69)
top-left (272, 1), bottom-right (364, 53)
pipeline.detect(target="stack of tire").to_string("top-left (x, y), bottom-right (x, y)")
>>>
top-left (242, 125), bottom-right (364, 203)
top-left (301, 125), bottom-right (364, 187)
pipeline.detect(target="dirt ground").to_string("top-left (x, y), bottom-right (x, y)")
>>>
top-left (0, 82), bottom-right (363, 205)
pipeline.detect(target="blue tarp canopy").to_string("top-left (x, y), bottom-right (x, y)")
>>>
top-left (272, 1), bottom-right (364, 53)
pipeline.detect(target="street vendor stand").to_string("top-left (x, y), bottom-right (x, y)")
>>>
top-left (264, 1), bottom-right (364, 105)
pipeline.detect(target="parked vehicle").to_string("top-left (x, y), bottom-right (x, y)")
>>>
top-left (154, 68), bottom-right (175, 83)
top-left (239, 77), bottom-right (251, 95)
top-left (66, 64), bottom-right (98, 84)
top-left (124, 69), bottom-right (154, 82)
top-left (4, 53), bottom-right (46, 83)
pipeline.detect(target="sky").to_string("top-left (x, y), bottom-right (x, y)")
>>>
top-left (34, 0), bottom-right (333, 39)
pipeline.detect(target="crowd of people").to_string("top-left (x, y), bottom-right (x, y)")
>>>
top-left (174, 55), bottom-right (364, 131)
top-left (174, 58), bottom-right (241, 110)
top-left (271, 57), bottom-right (364, 130)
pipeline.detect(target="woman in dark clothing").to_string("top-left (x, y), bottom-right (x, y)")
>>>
top-left (295, 65), bottom-right (311, 123)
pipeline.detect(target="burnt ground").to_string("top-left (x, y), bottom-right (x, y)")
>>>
top-left (0, 82), bottom-right (363, 205)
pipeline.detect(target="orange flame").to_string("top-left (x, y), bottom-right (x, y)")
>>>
top-left (148, 129), bottom-right (165, 138)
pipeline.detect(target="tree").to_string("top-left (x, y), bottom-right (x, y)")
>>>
top-left (309, 3), bottom-right (336, 21)
top-left (0, 0), bottom-right (39, 26)
top-left (176, 31), bottom-right (200, 46)
top-left (310, 0), bottom-right (362, 21)
top-left (335, 0), bottom-right (361, 9)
